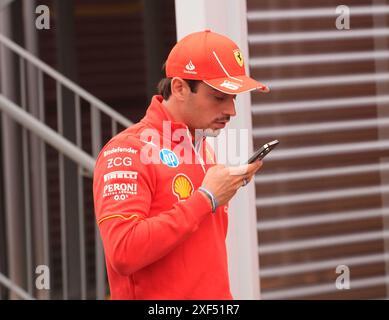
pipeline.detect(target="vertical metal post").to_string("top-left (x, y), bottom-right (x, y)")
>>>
top-left (54, 0), bottom-right (82, 299)
top-left (75, 94), bottom-right (87, 299)
top-left (22, 0), bottom-right (49, 300)
top-left (0, 95), bottom-right (6, 300)
top-left (57, 82), bottom-right (68, 300)
top-left (57, 83), bottom-right (82, 300)
top-left (37, 69), bottom-right (50, 299)
top-left (0, 4), bottom-right (28, 300)
top-left (111, 119), bottom-right (117, 137)
top-left (20, 57), bottom-right (33, 296)
top-left (91, 106), bottom-right (106, 300)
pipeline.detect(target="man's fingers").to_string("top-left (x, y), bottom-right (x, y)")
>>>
top-left (246, 160), bottom-right (263, 175)
top-left (228, 160), bottom-right (263, 176)
top-left (229, 165), bottom-right (248, 176)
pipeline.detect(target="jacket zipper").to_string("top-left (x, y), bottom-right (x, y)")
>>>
top-left (186, 129), bottom-right (206, 174)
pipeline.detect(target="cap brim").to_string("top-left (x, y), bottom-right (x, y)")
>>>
top-left (203, 75), bottom-right (270, 94)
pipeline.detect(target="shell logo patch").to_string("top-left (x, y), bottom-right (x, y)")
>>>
top-left (172, 173), bottom-right (194, 201)
top-left (233, 49), bottom-right (244, 67)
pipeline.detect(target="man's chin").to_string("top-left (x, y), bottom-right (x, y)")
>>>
top-left (203, 128), bottom-right (221, 137)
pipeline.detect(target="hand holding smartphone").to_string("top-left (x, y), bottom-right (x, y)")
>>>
top-left (245, 139), bottom-right (279, 164)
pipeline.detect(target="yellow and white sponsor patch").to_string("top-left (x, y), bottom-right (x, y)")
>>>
top-left (172, 173), bottom-right (194, 201)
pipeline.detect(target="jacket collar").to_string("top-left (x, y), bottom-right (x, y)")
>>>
top-left (141, 95), bottom-right (206, 146)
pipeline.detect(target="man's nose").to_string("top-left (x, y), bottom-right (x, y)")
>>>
top-left (224, 99), bottom-right (236, 117)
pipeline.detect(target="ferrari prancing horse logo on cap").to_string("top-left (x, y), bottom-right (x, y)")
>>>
top-left (233, 49), bottom-right (244, 67)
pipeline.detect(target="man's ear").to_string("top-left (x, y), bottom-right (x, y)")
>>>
top-left (170, 77), bottom-right (190, 101)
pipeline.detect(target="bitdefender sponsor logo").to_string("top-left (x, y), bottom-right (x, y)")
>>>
top-left (103, 146), bottom-right (138, 157)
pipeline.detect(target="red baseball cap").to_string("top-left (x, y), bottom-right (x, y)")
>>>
top-left (165, 29), bottom-right (269, 94)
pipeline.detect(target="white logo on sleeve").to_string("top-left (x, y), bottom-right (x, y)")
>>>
top-left (103, 147), bottom-right (138, 157)
top-left (107, 157), bottom-right (132, 168)
top-left (104, 171), bottom-right (138, 182)
top-left (103, 183), bottom-right (138, 198)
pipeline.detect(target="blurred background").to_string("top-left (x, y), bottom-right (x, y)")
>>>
top-left (0, 0), bottom-right (389, 300)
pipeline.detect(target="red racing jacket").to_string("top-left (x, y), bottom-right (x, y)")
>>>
top-left (93, 95), bottom-right (232, 299)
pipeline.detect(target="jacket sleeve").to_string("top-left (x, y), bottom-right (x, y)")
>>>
top-left (93, 137), bottom-right (212, 276)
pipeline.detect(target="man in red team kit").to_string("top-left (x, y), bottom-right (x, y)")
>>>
top-left (93, 30), bottom-right (269, 299)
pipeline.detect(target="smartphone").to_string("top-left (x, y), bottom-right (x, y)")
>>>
top-left (245, 140), bottom-right (279, 164)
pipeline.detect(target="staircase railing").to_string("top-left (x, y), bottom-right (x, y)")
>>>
top-left (0, 94), bottom-right (96, 172)
top-left (0, 94), bottom-right (97, 299)
top-left (0, 33), bottom-right (133, 300)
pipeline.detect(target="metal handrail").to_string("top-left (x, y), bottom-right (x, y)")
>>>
top-left (0, 0), bottom-right (15, 10)
top-left (0, 30), bottom-right (131, 300)
top-left (0, 272), bottom-right (35, 300)
top-left (0, 94), bottom-right (95, 173)
top-left (0, 33), bottom-right (133, 128)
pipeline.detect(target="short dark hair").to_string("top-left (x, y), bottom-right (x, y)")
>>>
top-left (157, 62), bottom-right (200, 99)
top-left (157, 78), bottom-right (200, 100)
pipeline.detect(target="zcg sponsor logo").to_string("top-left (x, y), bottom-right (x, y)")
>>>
top-left (107, 157), bottom-right (132, 169)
